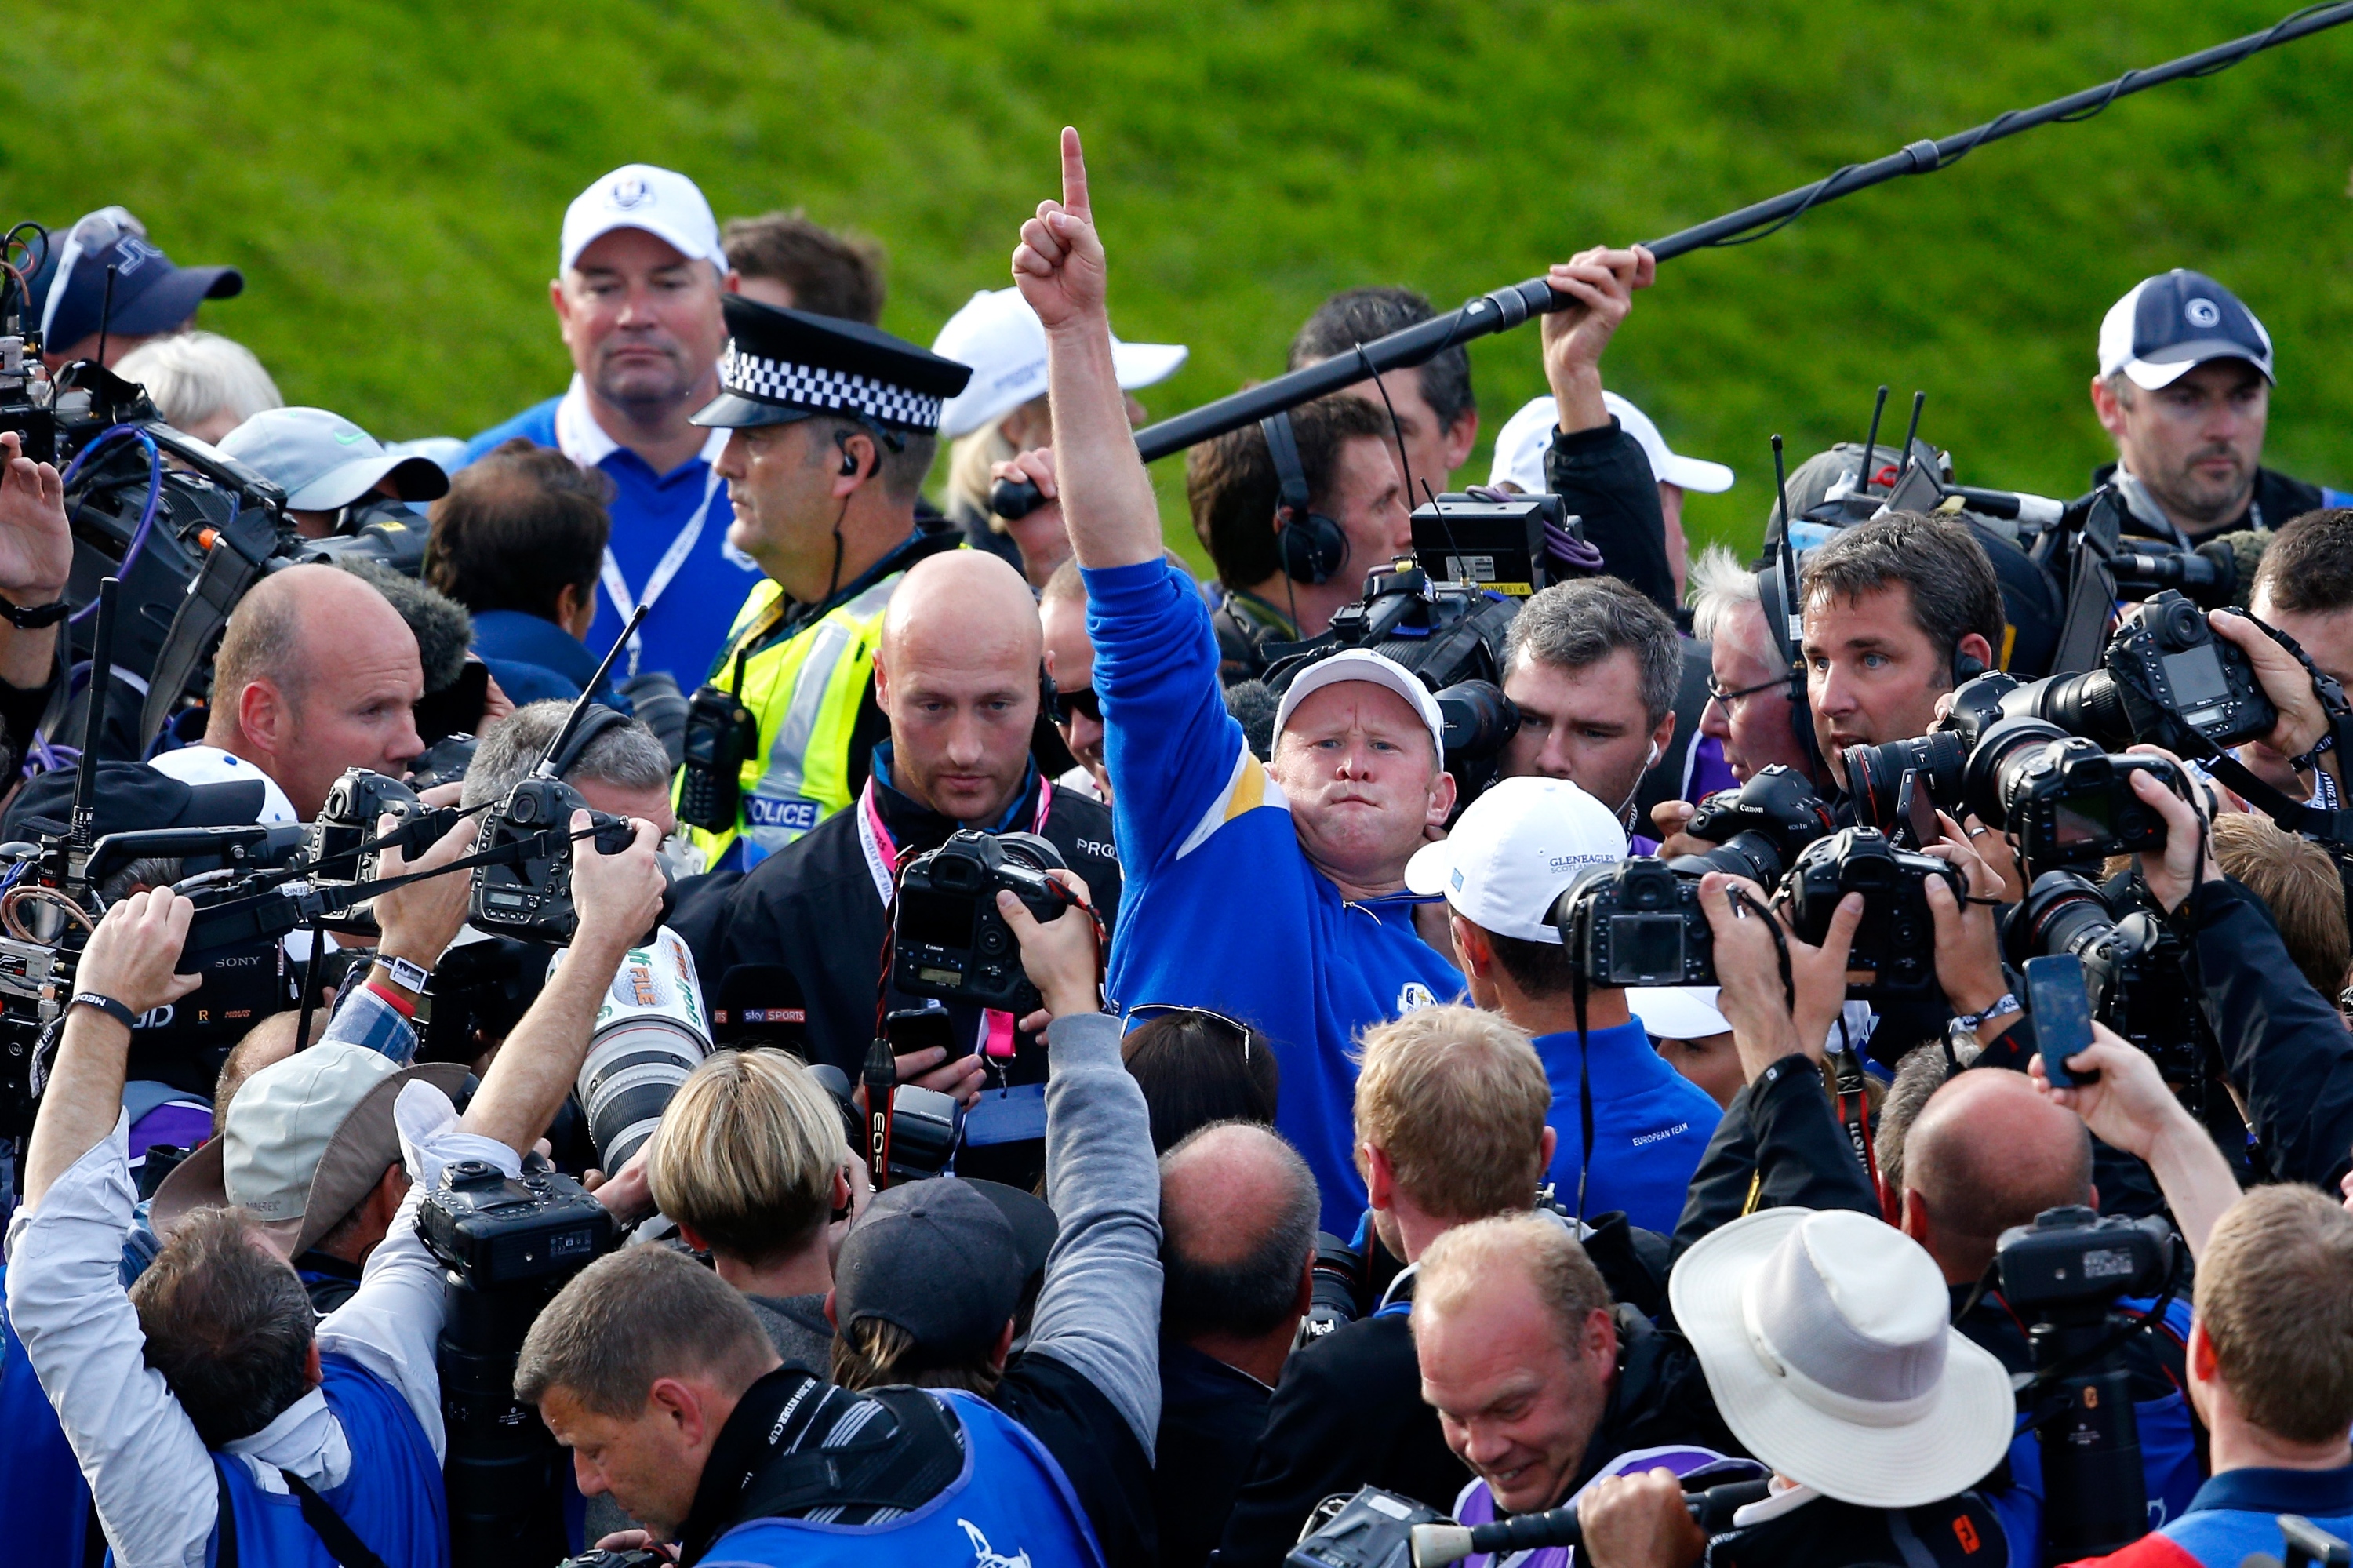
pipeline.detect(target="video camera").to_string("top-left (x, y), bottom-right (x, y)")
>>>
top-left (1995, 1206), bottom-right (2178, 1560)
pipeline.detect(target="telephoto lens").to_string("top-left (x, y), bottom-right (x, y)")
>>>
top-left (1838, 731), bottom-right (1966, 834)
top-left (1668, 765), bottom-right (1835, 885)
top-left (573, 926), bottom-right (712, 1173)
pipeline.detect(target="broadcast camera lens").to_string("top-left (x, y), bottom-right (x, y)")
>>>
top-left (1839, 731), bottom-right (1966, 833)
top-left (573, 931), bottom-right (711, 1176)
top-left (1431, 679), bottom-right (1521, 760)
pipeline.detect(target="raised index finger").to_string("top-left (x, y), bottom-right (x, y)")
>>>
top-left (1060, 126), bottom-right (1091, 220)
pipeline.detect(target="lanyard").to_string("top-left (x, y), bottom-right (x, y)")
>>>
top-left (555, 377), bottom-right (730, 679)
top-left (855, 777), bottom-right (1053, 1061)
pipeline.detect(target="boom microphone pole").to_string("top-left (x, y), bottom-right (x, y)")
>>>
top-left (1116, 2), bottom-right (2353, 466)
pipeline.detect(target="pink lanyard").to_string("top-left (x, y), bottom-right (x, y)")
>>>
top-left (856, 777), bottom-right (1052, 1058)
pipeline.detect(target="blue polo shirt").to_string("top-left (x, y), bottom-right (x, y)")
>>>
top-left (2087, 1462), bottom-right (2353, 1566)
top-left (1533, 1015), bottom-right (1721, 1234)
top-left (462, 380), bottom-right (759, 690)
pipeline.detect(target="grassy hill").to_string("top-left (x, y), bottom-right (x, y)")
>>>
top-left (8, 1), bottom-right (2351, 574)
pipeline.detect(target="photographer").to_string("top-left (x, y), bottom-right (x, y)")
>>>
top-left (5, 810), bottom-right (665, 1567)
top-left (2034, 1037), bottom-right (2353, 1563)
top-left (682, 547), bottom-right (1122, 1096)
top-left (2086, 271), bottom-right (2342, 547)
top-left (462, 698), bottom-right (680, 839)
top-left (722, 209), bottom-right (886, 322)
top-left (2238, 508), bottom-right (2353, 802)
top-left (1495, 578), bottom-right (1682, 849)
top-left (1020, 129), bottom-right (1461, 1225)
top-left (1681, 544), bottom-right (1828, 791)
top-left (144, 563), bottom-right (427, 823)
top-left (1403, 776), bottom-right (1720, 1233)
top-left (216, 406), bottom-right (448, 541)
top-left (1215, 1005), bottom-right (1558, 1566)
top-left (1799, 511), bottom-right (2002, 801)
top-left (518, 862), bottom-right (1138, 1568)
top-left (425, 438), bottom-right (620, 707)
top-left (0, 428), bottom-right (74, 782)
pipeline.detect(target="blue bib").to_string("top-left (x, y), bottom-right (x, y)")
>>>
top-left (702, 1389), bottom-right (1104, 1568)
top-left (198, 1355), bottom-right (446, 1568)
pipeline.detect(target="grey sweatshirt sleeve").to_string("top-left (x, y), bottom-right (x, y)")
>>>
top-left (1023, 1009), bottom-right (1165, 1457)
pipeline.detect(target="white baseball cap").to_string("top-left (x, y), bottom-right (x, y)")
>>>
top-left (932, 287), bottom-right (1188, 439)
top-left (1404, 776), bottom-right (1628, 943)
top-left (560, 164), bottom-right (728, 275)
top-left (1487, 392), bottom-right (1735, 495)
top-left (1627, 985), bottom-right (1730, 1041)
top-left (1273, 649), bottom-right (1449, 770)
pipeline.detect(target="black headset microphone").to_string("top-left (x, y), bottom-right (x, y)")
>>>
top-left (1262, 409), bottom-right (1347, 586)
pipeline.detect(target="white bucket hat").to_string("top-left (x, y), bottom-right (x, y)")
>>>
top-left (1668, 1206), bottom-right (2012, 1509)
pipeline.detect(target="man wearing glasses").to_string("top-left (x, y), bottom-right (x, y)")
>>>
top-left (28, 207), bottom-right (243, 372)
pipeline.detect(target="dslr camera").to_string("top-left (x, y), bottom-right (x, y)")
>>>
top-left (2009, 589), bottom-right (2275, 755)
top-left (307, 767), bottom-right (460, 930)
top-left (2007, 871), bottom-right (2205, 1087)
top-left (1962, 722), bottom-right (2183, 871)
top-left (468, 777), bottom-right (635, 944)
top-left (1671, 765), bottom-right (1835, 883)
top-left (1553, 859), bottom-right (1715, 988)
top-left (1782, 828), bottom-right (1960, 1000)
top-left (892, 830), bottom-right (1073, 1013)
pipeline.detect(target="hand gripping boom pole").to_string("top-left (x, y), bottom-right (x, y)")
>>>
top-left (1124, 2), bottom-right (2353, 464)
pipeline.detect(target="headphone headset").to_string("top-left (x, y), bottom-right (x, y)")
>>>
top-left (549, 704), bottom-right (634, 779)
top-left (1644, 740), bottom-right (1662, 770)
top-left (1261, 411), bottom-right (1347, 585)
top-left (835, 430), bottom-right (864, 478)
top-left (1952, 646), bottom-right (1988, 686)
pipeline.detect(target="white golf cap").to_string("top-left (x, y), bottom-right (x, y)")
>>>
top-left (1486, 392), bottom-right (1734, 495)
top-left (217, 406), bottom-right (449, 512)
top-left (1669, 1207), bottom-right (2012, 1510)
top-left (2098, 268), bottom-right (2275, 391)
top-left (560, 164), bottom-right (728, 275)
top-left (1273, 649), bottom-right (1448, 771)
top-left (1627, 985), bottom-right (1730, 1041)
top-left (1404, 776), bottom-right (1627, 943)
top-left (932, 287), bottom-right (1187, 440)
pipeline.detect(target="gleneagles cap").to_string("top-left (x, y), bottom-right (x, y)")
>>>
top-left (560, 164), bottom-right (729, 275)
top-left (2098, 270), bottom-right (2275, 391)
top-left (833, 1177), bottom-right (1057, 1360)
top-left (1272, 649), bottom-right (1449, 769)
top-left (217, 407), bottom-right (450, 512)
top-left (932, 287), bottom-right (1188, 440)
top-left (1487, 392), bottom-right (1735, 496)
top-left (151, 1042), bottom-right (467, 1258)
top-left (1405, 776), bottom-right (1628, 943)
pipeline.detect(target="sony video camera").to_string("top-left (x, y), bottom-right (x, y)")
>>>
top-left (891, 831), bottom-right (1073, 1013)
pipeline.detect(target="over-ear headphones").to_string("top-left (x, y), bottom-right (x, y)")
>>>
top-left (550, 704), bottom-right (634, 778)
top-left (1261, 411), bottom-right (1347, 585)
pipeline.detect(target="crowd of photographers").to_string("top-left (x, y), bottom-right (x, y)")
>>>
top-left (7, 123), bottom-right (2353, 1568)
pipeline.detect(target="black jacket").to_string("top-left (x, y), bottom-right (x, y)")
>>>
top-left (2088, 460), bottom-right (2327, 544)
top-left (1156, 1337), bottom-right (1275, 1568)
top-left (1705, 1490), bottom-right (2008, 1567)
top-left (672, 756), bottom-right (1122, 1082)
top-left (1671, 1053), bottom-right (1881, 1265)
top-left (1544, 419), bottom-right (1675, 613)
top-left (2187, 876), bottom-right (2353, 1189)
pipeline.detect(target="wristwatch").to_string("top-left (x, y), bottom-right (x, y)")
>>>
top-left (0, 596), bottom-right (71, 630)
top-left (1951, 991), bottom-right (2020, 1031)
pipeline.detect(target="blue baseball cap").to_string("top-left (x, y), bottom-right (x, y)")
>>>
top-left (2098, 270), bottom-right (2273, 391)
top-left (31, 206), bottom-right (242, 351)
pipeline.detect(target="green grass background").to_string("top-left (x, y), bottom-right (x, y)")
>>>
top-left (8, 1), bottom-right (2351, 575)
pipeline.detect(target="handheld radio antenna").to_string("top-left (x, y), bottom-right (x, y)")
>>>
top-left (71, 577), bottom-right (122, 851)
top-left (530, 604), bottom-right (646, 781)
top-left (1771, 436), bottom-right (1802, 651)
top-left (93, 264), bottom-right (118, 372)
top-left (1857, 385), bottom-right (1889, 497)
top-left (1122, 2), bottom-right (2353, 460)
top-left (1893, 389), bottom-right (1929, 491)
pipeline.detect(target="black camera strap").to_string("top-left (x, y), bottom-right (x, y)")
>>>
top-left (278, 1471), bottom-right (391, 1568)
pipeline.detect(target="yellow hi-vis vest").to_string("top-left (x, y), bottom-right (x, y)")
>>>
top-left (681, 569), bottom-right (905, 869)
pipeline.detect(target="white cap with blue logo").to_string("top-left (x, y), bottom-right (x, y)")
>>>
top-left (1404, 775), bottom-right (1628, 944)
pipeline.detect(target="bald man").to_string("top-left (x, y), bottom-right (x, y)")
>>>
top-left (1156, 1122), bottom-right (1318, 1568)
top-left (683, 549), bottom-right (1122, 1112)
top-left (1898, 1067), bottom-right (2202, 1561)
top-left (150, 563), bottom-right (426, 821)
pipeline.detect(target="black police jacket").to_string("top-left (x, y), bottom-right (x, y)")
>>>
top-left (1704, 1490), bottom-right (2007, 1567)
top-left (2087, 460), bottom-right (2326, 543)
top-left (671, 756), bottom-right (1122, 1084)
top-left (1544, 419), bottom-right (1676, 613)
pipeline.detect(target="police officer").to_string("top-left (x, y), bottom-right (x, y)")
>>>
top-left (678, 294), bottom-right (972, 869)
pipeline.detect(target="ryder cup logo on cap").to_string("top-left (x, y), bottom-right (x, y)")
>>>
top-left (2098, 268), bottom-right (2274, 391)
top-left (560, 163), bottom-right (728, 275)
top-left (1406, 776), bottom-right (1627, 944)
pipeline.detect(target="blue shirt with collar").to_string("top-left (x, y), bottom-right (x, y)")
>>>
top-left (462, 380), bottom-right (758, 691)
top-left (1531, 1015), bottom-right (1722, 1235)
top-left (468, 606), bottom-right (622, 710)
top-left (2105, 1462), bottom-right (2353, 1566)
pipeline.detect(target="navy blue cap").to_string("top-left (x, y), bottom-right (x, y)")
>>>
top-left (30, 208), bottom-right (242, 352)
top-left (2098, 270), bottom-right (2273, 391)
top-left (832, 1176), bottom-right (1055, 1359)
